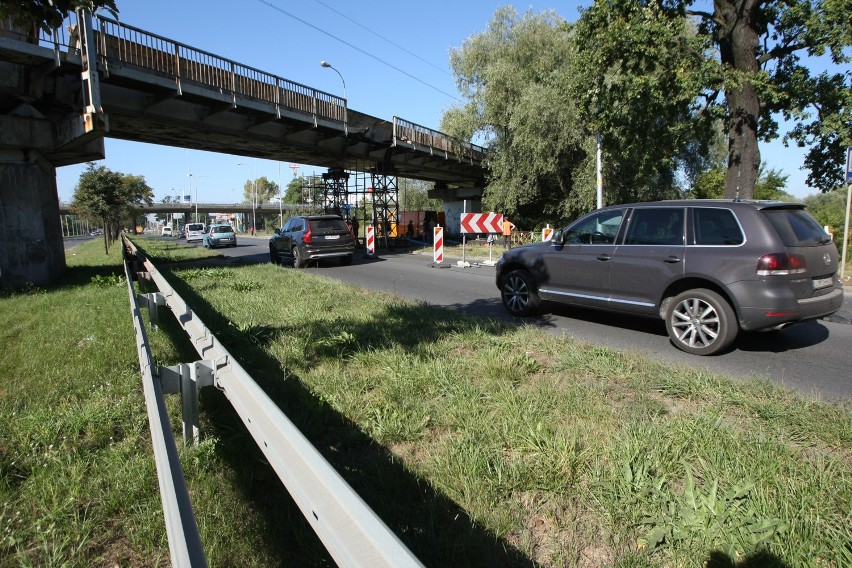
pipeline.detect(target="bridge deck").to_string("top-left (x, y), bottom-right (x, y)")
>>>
top-left (0, 13), bottom-right (485, 187)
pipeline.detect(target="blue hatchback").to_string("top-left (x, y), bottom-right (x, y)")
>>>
top-left (203, 224), bottom-right (237, 248)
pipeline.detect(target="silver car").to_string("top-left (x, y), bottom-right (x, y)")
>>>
top-left (496, 199), bottom-right (844, 355)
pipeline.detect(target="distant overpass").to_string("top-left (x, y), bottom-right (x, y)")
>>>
top-left (57, 202), bottom-right (309, 216)
top-left (1, 10), bottom-right (487, 285)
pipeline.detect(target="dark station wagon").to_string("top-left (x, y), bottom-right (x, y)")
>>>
top-left (269, 215), bottom-right (355, 268)
top-left (496, 199), bottom-right (844, 355)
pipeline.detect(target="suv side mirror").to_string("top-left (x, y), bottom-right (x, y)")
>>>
top-left (273, 228), bottom-right (280, 235)
top-left (552, 229), bottom-right (565, 245)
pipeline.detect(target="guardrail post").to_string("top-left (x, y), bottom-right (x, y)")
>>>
top-left (183, 360), bottom-right (214, 445)
top-left (159, 360), bottom-right (215, 446)
top-left (137, 292), bottom-right (165, 327)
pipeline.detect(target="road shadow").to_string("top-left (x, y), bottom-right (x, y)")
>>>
top-left (149, 266), bottom-right (538, 567)
top-left (735, 320), bottom-right (830, 353)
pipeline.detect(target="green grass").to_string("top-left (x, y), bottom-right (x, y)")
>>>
top-left (1, 237), bottom-right (850, 567)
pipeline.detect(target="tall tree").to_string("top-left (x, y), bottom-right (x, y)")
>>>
top-left (242, 176), bottom-right (279, 205)
top-left (577, 0), bottom-right (852, 198)
top-left (444, 8), bottom-right (595, 226)
top-left (572, 1), bottom-right (719, 204)
top-left (71, 163), bottom-right (153, 253)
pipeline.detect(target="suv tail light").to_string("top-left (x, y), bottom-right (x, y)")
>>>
top-left (303, 225), bottom-right (313, 243)
top-left (756, 253), bottom-right (806, 275)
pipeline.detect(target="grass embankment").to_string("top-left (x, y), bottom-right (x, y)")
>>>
top-left (1, 237), bottom-right (850, 567)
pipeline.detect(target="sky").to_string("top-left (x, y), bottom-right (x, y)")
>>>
top-left (54, 0), bottom-right (831, 206)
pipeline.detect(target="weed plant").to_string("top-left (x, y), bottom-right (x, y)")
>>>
top-left (1, 238), bottom-right (850, 567)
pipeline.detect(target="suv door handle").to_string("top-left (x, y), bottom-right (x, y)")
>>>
top-left (664, 255), bottom-right (682, 264)
top-left (596, 254), bottom-right (611, 261)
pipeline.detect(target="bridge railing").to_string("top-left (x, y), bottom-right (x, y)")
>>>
top-left (92, 15), bottom-right (346, 124)
top-left (393, 117), bottom-right (486, 165)
top-left (3, 12), bottom-right (480, 164)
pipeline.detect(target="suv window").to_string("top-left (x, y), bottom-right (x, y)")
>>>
top-left (693, 208), bottom-right (744, 245)
top-left (310, 218), bottom-right (349, 234)
top-left (564, 209), bottom-right (625, 245)
top-left (762, 208), bottom-right (829, 247)
top-left (625, 208), bottom-right (685, 245)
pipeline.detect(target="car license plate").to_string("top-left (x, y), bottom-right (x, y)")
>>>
top-left (325, 235), bottom-right (340, 240)
top-left (812, 276), bottom-right (832, 289)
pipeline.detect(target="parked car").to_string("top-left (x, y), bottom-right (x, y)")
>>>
top-left (185, 222), bottom-right (206, 243)
top-left (203, 224), bottom-right (237, 248)
top-left (178, 226), bottom-right (186, 239)
top-left (496, 199), bottom-right (844, 355)
top-left (161, 226), bottom-right (173, 236)
top-left (269, 215), bottom-right (355, 268)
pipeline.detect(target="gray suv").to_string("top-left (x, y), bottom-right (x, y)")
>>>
top-left (496, 200), bottom-right (844, 355)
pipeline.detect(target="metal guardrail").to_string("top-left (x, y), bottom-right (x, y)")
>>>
top-left (121, 236), bottom-right (423, 567)
top-left (122, 240), bottom-right (207, 568)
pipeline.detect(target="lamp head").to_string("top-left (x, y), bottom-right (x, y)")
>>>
top-left (320, 61), bottom-right (331, 68)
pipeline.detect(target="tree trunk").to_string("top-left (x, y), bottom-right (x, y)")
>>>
top-left (715, 0), bottom-right (762, 199)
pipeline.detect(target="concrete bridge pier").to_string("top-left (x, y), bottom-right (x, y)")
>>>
top-left (0, 148), bottom-right (66, 286)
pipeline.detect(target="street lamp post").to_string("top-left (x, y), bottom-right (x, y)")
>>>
top-left (320, 60), bottom-right (347, 134)
top-left (237, 162), bottom-right (257, 235)
top-left (188, 173), bottom-right (198, 222)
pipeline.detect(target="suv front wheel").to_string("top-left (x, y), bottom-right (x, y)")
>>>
top-left (500, 270), bottom-right (540, 316)
top-left (665, 289), bottom-right (737, 355)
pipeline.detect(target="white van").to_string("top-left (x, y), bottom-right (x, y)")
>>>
top-left (161, 226), bottom-right (173, 236)
top-left (185, 222), bottom-right (206, 243)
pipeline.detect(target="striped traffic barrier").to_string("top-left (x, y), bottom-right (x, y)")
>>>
top-left (433, 226), bottom-right (443, 263)
top-left (366, 225), bottom-right (375, 256)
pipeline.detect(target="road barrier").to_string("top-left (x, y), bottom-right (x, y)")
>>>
top-left (121, 236), bottom-right (423, 567)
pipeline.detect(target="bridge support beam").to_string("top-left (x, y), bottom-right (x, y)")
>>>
top-left (0, 147), bottom-right (66, 286)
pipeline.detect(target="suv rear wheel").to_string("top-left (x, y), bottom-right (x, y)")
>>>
top-left (293, 246), bottom-right (307, 268)
top-left (665, 289), bottom-right (737, 355)
top-left (500, 270), bottom-right (540, 316)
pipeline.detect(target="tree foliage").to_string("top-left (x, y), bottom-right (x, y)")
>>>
top-left (71, 163), bottom-right (153, 252)
top-left (803, 190), bottom-right (850, 254)
top-left (0, 0), bottom-right (118, 34)
top-left (399, 178), bottom-right (441, 212)
top-left (446, 2), bottom-right (850, 219)
top-left (282, 177), bottom-right (304, 205)
top-left (572, 2), bottom-right (721, 201)
top-left (243, 176), bottom-right (278, 205)
top-left (576, 0), bottom-right (852, 197)
top-left (444, 8), bottom-right (597, 226)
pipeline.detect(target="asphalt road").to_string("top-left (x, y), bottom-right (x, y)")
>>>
top-left (183, 235), bottom-right (852, 402)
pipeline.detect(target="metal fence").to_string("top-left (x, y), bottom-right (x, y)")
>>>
top-left (121, 236), bottom-right (423, 567)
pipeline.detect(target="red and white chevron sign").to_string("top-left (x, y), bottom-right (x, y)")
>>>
top-left (460, 212), bottom-right (504, 234)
